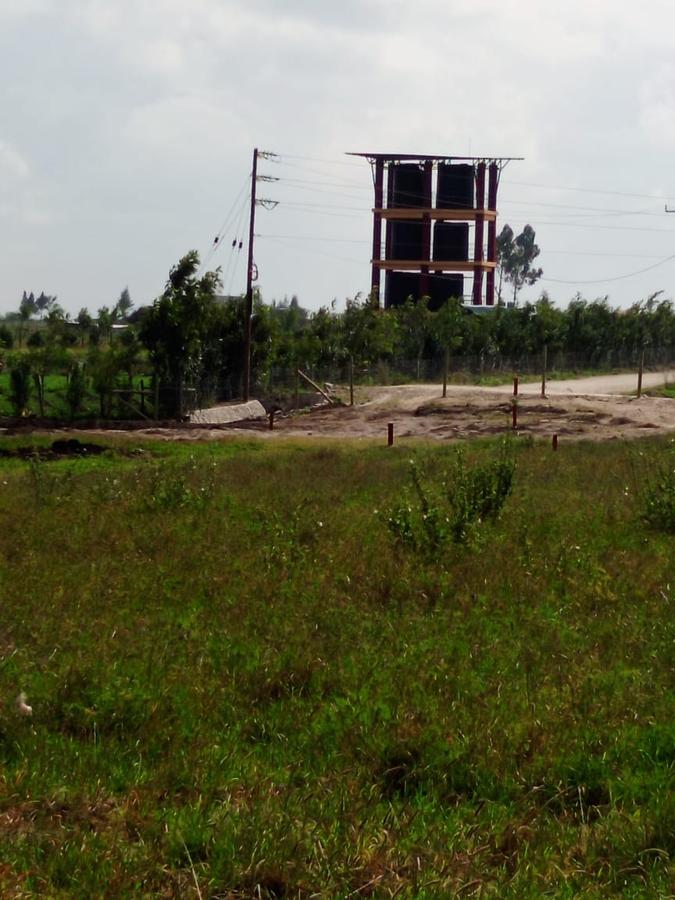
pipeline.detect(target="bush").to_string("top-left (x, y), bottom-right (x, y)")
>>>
top-left (66, 362), bottom-right (88, 418)
top-left (446, 444), bottom-right (516, 543)
top-left (9, 359), bottom-right (32, 416)
top-left (0, 325), bottom-right (13, 349)
top-left (642, 458), bottom-right (675, 533)
top-left (385, 442), bottom-right (516, 554)
top-left (27, 331), bottom-right (45, 348)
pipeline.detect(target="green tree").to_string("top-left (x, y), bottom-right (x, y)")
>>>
top-left (496, 225), bottom-right (514, 305)
top-left (342, 294), bottom-right (396, 371)
top-left (139, 250), bottom-right (221, 415)
top-left (115, 287), bottom-right (133, 321)
top-left (501, 225), bottom-right (543, 306)
top-left (213, 292), bottom-right (274, 400)
top-left (433, 296), bottom-right (466, 396)
top-left (18, 291), bottom-right (36, 347)
top-left (394, 297), bottom-right (432, 380)
top-left (9, 359), bottom-right (32, 416)
top-left (87, 346), bottom-right (121, 418)
top-left (530, 294), bottom-right (563, 353)
top-left (66, 362), bottom-right (87, 419)
top-left (35, 292), bottom-right (56, 320)
top-left (97, 306), bottom-right (114, 343)
top-left (0, 325), bottom-right (13, 349)
top-left (77, 308), bottom-right (92, 346)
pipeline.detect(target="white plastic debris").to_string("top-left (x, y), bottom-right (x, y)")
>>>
top-left (16, 692), bottom-right (32, 716)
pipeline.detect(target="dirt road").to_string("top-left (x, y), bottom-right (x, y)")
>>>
top-left (267, 371), bottom-right (675, 442)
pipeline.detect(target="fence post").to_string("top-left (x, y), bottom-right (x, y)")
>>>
top-left (140, 379), bottom-right (145, 415)
top-left (541, 344), bottom-right (548, 399)
top-left (295, 370), bottom-right (300, 411)
top-left (387, 422), bottom-right (394, 446)
top-left (443, 346), bottom-right (449, 398)
top-left (513, 375), bottom-right (519, 397)
top-left (512, 399), bottom-right (518, 430)
top-left (552, 433), bottom-right (558, 451)
top-left (637, 348), bottom-right (645, 398)
top-left (349, 356), bottom-right (354, 407)
top-left (154, 377), bottom-right (160, 420)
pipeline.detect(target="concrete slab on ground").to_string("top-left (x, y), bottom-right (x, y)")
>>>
top-left (189, 400), bottom-right (266, 425)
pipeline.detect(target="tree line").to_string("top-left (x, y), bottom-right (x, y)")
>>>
top-left (1, 248), bottom-right (674, 419)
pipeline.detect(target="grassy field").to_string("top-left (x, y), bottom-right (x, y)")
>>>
top-left (0, 435), bottom-right (672, 897)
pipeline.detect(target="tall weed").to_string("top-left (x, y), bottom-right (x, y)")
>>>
top-left (633, 443), bottom-right (675, 533)
top-left (385, 442), bottom-right (516, 554)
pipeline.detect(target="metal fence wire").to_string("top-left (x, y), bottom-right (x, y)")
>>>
top-left (253, 348), bottom-right (675, 399)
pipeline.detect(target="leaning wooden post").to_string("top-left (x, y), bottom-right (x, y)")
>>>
top-left (637, 348), bottom-right (645, 398)
top-left (512, 399), bottom-right (518, 430)
top-left (387, 422), bottom-right (394, 446)
top-left (349, 356), bottom-right (354, 407)
top-left (552, 433), bottom-right (558, 451)
top-left (541, 344), bottom-right (548, 399)
top-left (513, 375), bottom-right (519, 397)
top-left (443, 346), bottom-right (449, 398)
top-left (297, 369), bottom-right (334, 405)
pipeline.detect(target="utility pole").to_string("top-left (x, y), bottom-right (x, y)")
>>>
top-left (243, 147), bottom-right (258, 402)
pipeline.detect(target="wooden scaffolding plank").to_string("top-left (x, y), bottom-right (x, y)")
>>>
top-left (372, 259), bottom-right (497, 272)
top-left (375, 208), bottom-right (497, 222)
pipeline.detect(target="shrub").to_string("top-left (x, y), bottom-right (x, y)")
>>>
top-left (385, 442), bottom-right (516, 554)
top-left (8, 359), bottom-right (32, 416)
top-left (66, 362), bottom-right (88, 418)
top-left (0, 325), bottom-right (13, 349)
top-left (27, 330), bottom-right (45, 348)
top-left (642, 460), bottom-right (675, 533)
top-left (446, 444), bottom-right (516, 543)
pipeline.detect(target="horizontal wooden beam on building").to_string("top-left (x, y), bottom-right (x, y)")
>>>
top-left (372, 260), bottom-right (497, 271)
top-left (374, 208), bottom-right (497, 222)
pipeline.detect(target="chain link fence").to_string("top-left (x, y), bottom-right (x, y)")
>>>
top-left (253, 348), bottom-right (675, 401)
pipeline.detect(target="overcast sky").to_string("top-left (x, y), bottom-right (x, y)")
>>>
top-left (3, 0), bottom-right (675, 316)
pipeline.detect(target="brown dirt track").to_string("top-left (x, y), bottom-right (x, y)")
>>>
top-left (269, 373), bottom-right (675, 443)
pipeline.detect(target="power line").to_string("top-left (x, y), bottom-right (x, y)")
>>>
top-left (273, 160), bottom-right (370, 189)
top-left (544, 250), bottom-right (667, 259)
top-left (269, 203), bottom-right (365, 220)
top-left (499, 198), bottom-right (659, 219)
top-left (221, 192), bottom-right (250, 293)
top-left (257, 235), bottom-right (367, 265)
top-left (276, 152), bottom-right (365, 169)
top-left (531, 219), bottom-right (675, 234)
top-left (257, 232), bottom-right (369, 244)
top-left (541, 251), bottom-right (675, 285)
top-left (202, 174), bottom-right (251, 269)
top-left (502, 178), bottom-right (675, 203)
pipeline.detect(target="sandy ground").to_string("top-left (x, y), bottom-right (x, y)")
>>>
top-left (259, 371), bottom-right (675, 443)
top-left (7, 371), bottom-right (675, 445)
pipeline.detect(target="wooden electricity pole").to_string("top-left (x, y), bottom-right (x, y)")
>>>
top-left (243, 147), bottom-right (258, 402)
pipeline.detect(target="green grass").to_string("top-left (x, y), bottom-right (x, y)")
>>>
top-left (0, 373), bottom-right (154, 419)
top-left (0, 435), bottom-right (672, 897)
top-left (647, 383), bottom-right (675, 399)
